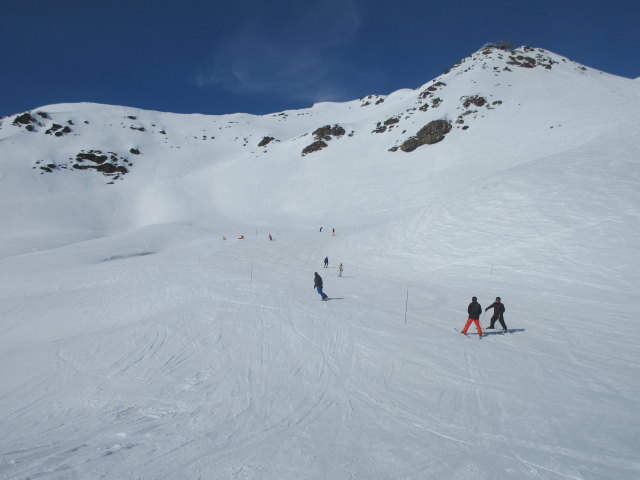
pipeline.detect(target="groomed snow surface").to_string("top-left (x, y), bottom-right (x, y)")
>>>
top-left (1, 47), bottom-right (639, 479)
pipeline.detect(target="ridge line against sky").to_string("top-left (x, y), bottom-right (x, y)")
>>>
top-left (1, 0), bottom-right (639, 118)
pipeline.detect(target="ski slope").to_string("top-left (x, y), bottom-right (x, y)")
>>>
top-left (1, 46), bottom-right (639, 479)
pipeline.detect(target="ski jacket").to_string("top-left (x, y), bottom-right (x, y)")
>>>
top-left (467, 301), bottom-right (482, 320)
top-left (314, 274), bottom-right (323, 289)
top-left (486, 302), bottom-right (505, 315)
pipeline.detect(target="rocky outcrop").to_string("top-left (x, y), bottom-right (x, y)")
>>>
top-left (301, 140), bottom-right (328, 155)
top-left (45, 124), bottom-right (73, 136)
top-left (399, 120), bottom-right (452, 152)
top-left (12, 112), bottom-right (42, 131)
top-left (34, 149), bottom-right (133, 182)
top-left (258, 136), bottom-right (275, 147)
top-left (301, 124), bottom-right (345, 155)
top-left (312, 125), bottom-right (345, 141)
top-left (462, 95), bottom-right (486, 108)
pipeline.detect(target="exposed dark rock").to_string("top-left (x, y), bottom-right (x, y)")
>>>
top-left (312, 125), bottom-right (345, 141)
top-left (13, 113), bottom-right (40, 128)
top-left (399, 120), bottom-right (452, 152)
top-left (76, 151), bottom-right (108, 164)
top-left (258, 136), bottom-right (275, 147)
top-left (384, 117), bottom-right (400, 126)
top-left (130, 126), bottom-right (145, 131)
top-left (45, 124), bottom-right (63, 135)
top-left (372, 123), bottom-right (387, 134)
top-left (127, 116), bottom-right (137, 120)
top-left (462, 95), bottom-right (486, 108)
top-left (129, 148), bottom-right (141, 155)
top-left (302, 140), bottom-right (328, 155)
top-left (37, 111), bottom-right (50, 119)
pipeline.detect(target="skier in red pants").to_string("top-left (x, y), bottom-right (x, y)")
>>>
top-left (461, 296), bottom-right (483, 337)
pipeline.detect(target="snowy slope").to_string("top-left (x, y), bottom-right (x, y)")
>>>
top-left (0, 46), bottom-right (639, 479)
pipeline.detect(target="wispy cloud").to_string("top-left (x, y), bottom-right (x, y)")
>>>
top-left (196, 0), bottom-right (361, 103)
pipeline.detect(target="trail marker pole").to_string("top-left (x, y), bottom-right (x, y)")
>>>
top-left (404, 287), bottom-right (409, 325)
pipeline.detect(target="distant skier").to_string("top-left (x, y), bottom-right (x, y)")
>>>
top-left (332, 228), bottom-right (335, 236)
top-left (319, 227), bottom-right (323, 232)
top-left (485, 297), bottom-right (507, 332)
top-left (268, 233), bottom-right (273, 241)
top-left (324, 256), bottom-right (329, 268)
top-left (338, 263), bottom-right (343, 277)
top-left (238, 235), bottom-right (245, 239)
top-left (461, 296), bottom-right (483, 338)
top-left (314, 272), bottom-right (328, 300)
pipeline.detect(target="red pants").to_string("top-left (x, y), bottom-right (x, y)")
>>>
top-left (461, 318), bottom-right (483, 336)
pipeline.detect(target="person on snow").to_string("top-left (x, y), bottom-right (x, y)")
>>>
top-left (332, 228), bottom-right (335, 236)
top-left (319, 227), bottom-right (323, 232)
top-left (268, 233), bottom-right (273, 241)
top-left (324, 256), bottom-right (329, 268)
top-left (238, 235), bottom-right (245, 239)
top-left (338, 263), bottom-right (343, 277)
top-left (485, 297), bottom-right (507, 332)
top-left (461, 296), bottom-right (483, 337)
top-left (314, 272), bottom-right (328, 300)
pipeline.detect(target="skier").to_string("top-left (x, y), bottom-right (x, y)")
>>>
top-left (319, 227), bottom-right (323, 232)
top-left (485, 297), bottom-right (507, 332)
top-left (461, 296), bottom-right (483, 338)
top-left (237, 235), bottom-right (245, 239)
top-left (338, 263), bottom-right (343, 277)
top-left (324, 256), bottom-right (329, 268)
top-left (268, 233), bottom-right (273, 241)
top-left (314, 272), bottom-right (328, 300)
top-left (332, 228), bottom-right (335, 236)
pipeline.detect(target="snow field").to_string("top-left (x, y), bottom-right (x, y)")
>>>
top-left (1, 46), bottom-right (639, 479)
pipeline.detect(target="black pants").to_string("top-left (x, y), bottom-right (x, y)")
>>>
top-left (489, 313), bottom-right (507, 330)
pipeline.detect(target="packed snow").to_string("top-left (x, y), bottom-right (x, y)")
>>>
top-left (1, 47), bottom-right (639, 479)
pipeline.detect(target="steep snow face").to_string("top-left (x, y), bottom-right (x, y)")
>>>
top-left (0, 47), bottom-right (639, 479)
top-left (0, 46), bottom-right (636, 236)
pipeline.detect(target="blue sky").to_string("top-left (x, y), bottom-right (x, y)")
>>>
top-left (2, 0), bottom-right (638, 117)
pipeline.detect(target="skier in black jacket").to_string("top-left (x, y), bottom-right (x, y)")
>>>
top-left (485, 297), bottom-right (507, 332)
top-left (461, 296), bottom-right (483, 337)
top-left (314, 272), bottom-right (328, 300)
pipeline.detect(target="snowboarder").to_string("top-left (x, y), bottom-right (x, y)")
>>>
top-left (237, 235), bottom-right (245, 239)
top-left (485, 297), bottom-right (507, 332)
top-left (314, 272), bottom-right (328, 300)
top-left (268, 233), bottom-right (273, 241)
top-left (338, 263), bottom-right (343, 277)
top-left (461, 296), bottom-right (483, 337)
top-left (324, 256), bottom-right (329, 268)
